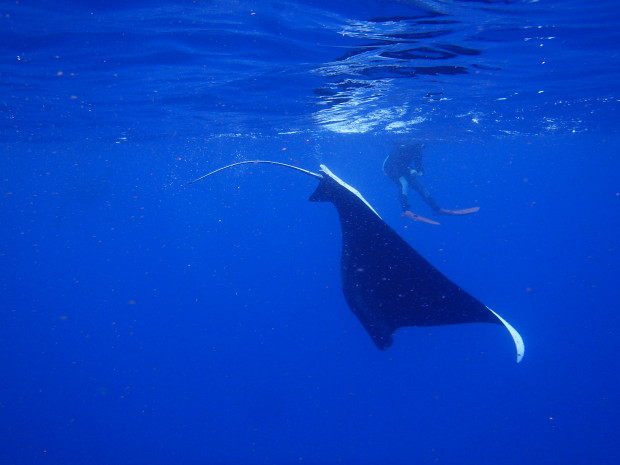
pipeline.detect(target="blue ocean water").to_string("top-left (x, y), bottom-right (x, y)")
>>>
top-left (1, 0), bottom-right (619, 464)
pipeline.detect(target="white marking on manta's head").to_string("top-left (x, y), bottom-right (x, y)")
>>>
top-left (319, 164), bottom-right (382, 219)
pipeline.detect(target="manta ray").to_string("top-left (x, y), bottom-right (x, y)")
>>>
top-left (190, 161), bottom-right (524, 362)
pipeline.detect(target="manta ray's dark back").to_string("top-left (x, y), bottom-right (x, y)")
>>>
top-left (190, 161), bottom-right (524, 362)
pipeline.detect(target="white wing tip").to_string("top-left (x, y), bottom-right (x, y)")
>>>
top-left (486, 307), bottom-right (525, 363)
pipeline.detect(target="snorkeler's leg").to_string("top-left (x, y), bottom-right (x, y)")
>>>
top-left (398, 176), bottom-right (411, 212)
top-left (399, 176), bottom-right (439, 224)
top-left (409, 175), bottom-right (479, 215)
top-left (409, 176), bottom-right (441, 213)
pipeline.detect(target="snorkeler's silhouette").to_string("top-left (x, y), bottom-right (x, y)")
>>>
top-left (383, 143), bottom-right (480, 225)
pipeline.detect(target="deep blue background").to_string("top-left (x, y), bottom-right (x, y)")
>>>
top-left (2, 1), bottom-right (619, 464)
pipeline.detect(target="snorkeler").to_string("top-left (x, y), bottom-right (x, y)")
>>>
top-left (383, 143), bottom-right (480, 225)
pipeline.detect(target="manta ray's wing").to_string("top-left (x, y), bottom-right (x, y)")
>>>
top-left (309, 165), bottom-right (524, 362)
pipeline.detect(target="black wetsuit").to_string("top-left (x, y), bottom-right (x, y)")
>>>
top-left (383, 144), bottom-right (441, 213)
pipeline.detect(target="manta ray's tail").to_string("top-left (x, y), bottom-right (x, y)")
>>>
top-left (188, 160), bottom-right (322, 184)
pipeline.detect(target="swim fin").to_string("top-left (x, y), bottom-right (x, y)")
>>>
top-left (437, 207), bottom-right (480, 216)
top-left (402, 211), bottom-right (441, 225)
